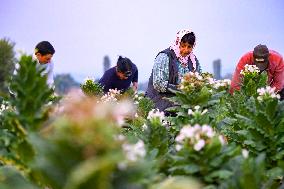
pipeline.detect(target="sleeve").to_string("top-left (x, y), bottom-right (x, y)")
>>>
top-left (47, 62), bottom-right (54, 88)
top-left (132, 66), bottom-right (138, 83)
top-left (229, 55), bottom-right (248, 94)
top-left (271, 56), bottom-right (284, 91)
top-left (98, 72), bottom-right (111, 93)
top-left (152, 53), bottom-right (170, 92)
top-left (195, 57), bottom-right (202, 73)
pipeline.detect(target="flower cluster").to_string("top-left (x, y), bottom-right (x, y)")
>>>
top-left (112, 101), bottom-right (135, 126)
top-left (0, 100), bottom-right (11, 115)
top-left (0, 103), bottom-right (8, 115)
top-left (133, 93), bottom-right (143, 105)
top-left (122, 140), bottom-right (146, 162)
top-left (207, 78), bottom-right (231, 90)
top-left (179, 72), bottom-right (205, 92)
top-left (80, 77), bottom-right (104, 96)
top-left (188, 105), bottom-right (208, 116)
top-left (257, 86), bottom-right (280, 101)
top-left (179, 72), bottom-right (224, 93)
top-left (147, 109), bottom-right (165, 122)
top-left (100, 89), bottom-right (121, 103)
top-left (240, 64), bottom-right (260, 76)
top-left (175, 124), bottom-right (225, 152)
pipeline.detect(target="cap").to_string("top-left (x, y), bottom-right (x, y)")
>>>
top-left (253, 44), bottom-right (269, 71)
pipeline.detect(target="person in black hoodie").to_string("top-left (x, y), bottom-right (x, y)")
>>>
top-left (99, 56), bottom-right (138, 93)
top-left (146, 29), bottom-right (202, 113)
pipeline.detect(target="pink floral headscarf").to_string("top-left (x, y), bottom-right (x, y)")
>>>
top-left (170, 29), bottom-right (197, 70)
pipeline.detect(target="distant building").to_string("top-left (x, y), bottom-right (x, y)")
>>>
top-left (103, 55), bottom-right (111, 72)
top-left (213, 59), bottom-right (221, 80)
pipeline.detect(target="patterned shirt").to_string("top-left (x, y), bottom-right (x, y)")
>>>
top-left (153, 53), bottom-right (189, 92)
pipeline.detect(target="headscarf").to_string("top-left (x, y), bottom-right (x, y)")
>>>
top-left (170, 29), bottom-right (197, 70)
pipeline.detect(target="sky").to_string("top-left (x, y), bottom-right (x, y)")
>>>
top-left (1, 0), bottom-right (284, 83)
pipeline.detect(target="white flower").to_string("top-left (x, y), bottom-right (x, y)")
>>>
top-left (111, 101), bottom-right (135, 127)
top-left (207, 78), bottom-right (216, 85)
top-left (100, 89), bottom-right (122, 103)
top-left (115, 134), bottom-right (125, 141)
top-left (122, 140), bottom-right (146, 162)
top-left (141, 124), bottom-right (148, 131)
top-left (197, 75), bottom-right (203, 80)
top-left (240, 64), bottom-right (260, 76)
top-left (201, 125), bottom-right (214, 138)
top-left (201, 109), bottom-right (208, 115)
top-left (0, 103), bottom-right (9, 115)
top-left (118, 162), bottom-right (127, 170)
top-left (147, 109), bottom-right (165, 121)
top-left (175, 134), bottom-right (186, 143)
top-left (176, 124), bottom-right (217, 152)
top-left (194, 72), bottom-right (203, 80)
top-left (218, 135), bottom-right (226, 145)
top-left (188, 109), bottom-right (193, 115)
top-left (242, 149), bottom-right (249, 158)
top-left (194, 139), bottom-right (205, 151)
top-left (257, 86), bottom-right (280, 101)
top-left (175, 144), bottom-right (182, 151)
top-left (192, 124), bottom-right (201, 131)
top-left (223, 79), bottom-right (231, 85)
top-left (15, 63), bottom-right (20, 69)
top-left (116, 115), bottom-right (125, 126)
top-left (211, 79), bottom-right (231, 89)
top-left (194, 105), bottom-right (200, 110)
top-left (181, 125), bottom-right (196, 138)
top-left (162, 120), bottom-right (170, 127)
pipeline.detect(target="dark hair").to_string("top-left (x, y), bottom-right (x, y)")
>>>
top-left (35, 41), bottom-right (55, 55)
top-left (181, 32), bottom-right (196, 46)
top-left (117, 56), bottom-right (133, 73)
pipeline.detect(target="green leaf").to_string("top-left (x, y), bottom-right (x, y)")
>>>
top-left (275, 150), bottom-right (284, 160)
top-left (206, 170), bottom-right (233, 180)
top-left (183, 164), bottom-right (200, 174)
top-left (266, 167), bottom-right (284, 179)
top-left (265, 99), bottom-right (278, 120)
top-left (243, 140), bottom-right (256, 148)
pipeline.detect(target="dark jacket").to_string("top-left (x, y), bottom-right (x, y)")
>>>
top-left (146, 48), bottom-right (201, 111)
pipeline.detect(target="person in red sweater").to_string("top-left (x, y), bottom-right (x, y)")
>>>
top-left (230, 44), bottom-right (284, 99)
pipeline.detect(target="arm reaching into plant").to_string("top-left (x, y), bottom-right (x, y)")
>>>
top-left (146, 29), bottom-right (201, 111)
top-left (230, 53), bottom-right (250, 94)
top-left (269, 51), bottom-right (284, 92)
top-left (230, 45), bottom-right (284, 94)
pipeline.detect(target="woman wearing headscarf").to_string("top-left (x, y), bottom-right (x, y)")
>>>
top-left (146, 29), bottom-right (202, 113)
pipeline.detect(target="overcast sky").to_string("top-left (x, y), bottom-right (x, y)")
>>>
top-left (1, 0), bottom-right (284, 83)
